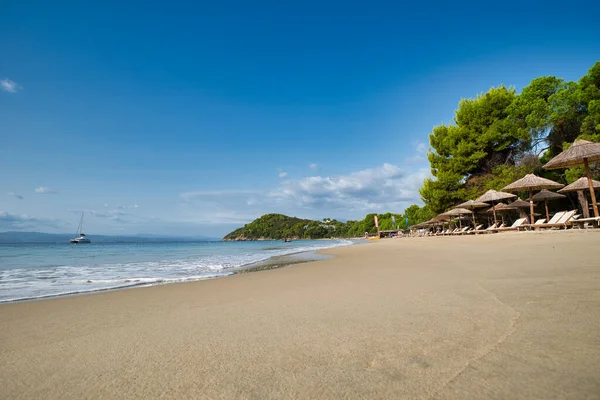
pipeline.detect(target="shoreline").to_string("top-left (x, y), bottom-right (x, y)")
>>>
top-left (2, 232), bottom-right (599, 398)
top-left (0, 240), bottom-right (361, 305)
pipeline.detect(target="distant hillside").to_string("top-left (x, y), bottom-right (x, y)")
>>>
top-left (222, 212), bottom-right (409, 241)
top-left (0, 231), bottom-right (218, 244)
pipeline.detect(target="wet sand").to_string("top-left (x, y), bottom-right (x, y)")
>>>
top-left (1, 231), bottom-right (600, 399)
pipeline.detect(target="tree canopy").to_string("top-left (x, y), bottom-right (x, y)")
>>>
top-left (420, 61), bottom-right (600, 214)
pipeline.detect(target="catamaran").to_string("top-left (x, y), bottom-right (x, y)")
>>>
top-left (69, 212), bottom-right (91, 244)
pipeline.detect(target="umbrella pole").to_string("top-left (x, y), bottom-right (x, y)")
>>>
top-left (544, 200), bottom-right (549, 222)
top-left (502, 214), bottom-right (505, 225)
top-left (492, 201), bottom-right (498, 226)
top-left (472, 212), bottom-right (476, 228)
top-left (584, 158), bottom-right (599, 218)
top-left (529, 189), bottom-right (535, 224)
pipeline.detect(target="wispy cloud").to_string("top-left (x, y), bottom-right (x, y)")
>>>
top-left (117, 204), bottom-right (139, 209)
top-left (308, 163), bottom-right (318, 170)
top-left (7, 192), bottom-right (24, 200)
top-left (180, 163), bottom-right (430, 225)
top-left (0, 211), bottom-right (65, 230)
top-left (270, 163), bottom-right (427, 212)
top-left (404, 141), bottom-right (429, 165)
top-left (180, 190), bottom-right (258, 203)
top-left (278, 169), bottom-right (287, 178)
top-left (34, 186), bottom-right (58, 194)
top-left (1, 78), bottom-right (20, 93)
top-left (415, 141), bottom-right (428, 154)
top-left (89, 210), bottom-right (129, 218)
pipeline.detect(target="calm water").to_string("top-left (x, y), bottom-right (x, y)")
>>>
top-left (0, 239), bottom-right (354, 303)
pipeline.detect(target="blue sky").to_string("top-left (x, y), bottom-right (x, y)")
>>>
top-left (2, 0), bottom-right (600, 237)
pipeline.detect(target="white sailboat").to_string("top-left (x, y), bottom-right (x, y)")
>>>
top-left (69, 212), bottom-right (91, 244)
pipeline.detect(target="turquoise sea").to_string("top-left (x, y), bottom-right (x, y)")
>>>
top-left (0, 239), bottom-right (354, 303)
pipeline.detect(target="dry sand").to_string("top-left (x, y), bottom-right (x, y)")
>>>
top-left (1, 231), bottom-right (600, 399)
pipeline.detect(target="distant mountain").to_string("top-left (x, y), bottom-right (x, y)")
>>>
top-left (0, 231), bottom-right (219, 244)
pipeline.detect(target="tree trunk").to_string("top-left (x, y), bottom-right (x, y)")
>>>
top-left (577, 191), bottom-right (590, 218)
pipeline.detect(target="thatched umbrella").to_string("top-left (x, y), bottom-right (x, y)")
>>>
top-left (441, 208), bottom-right (473, 229)
top-left (558, 177), bottom-right (600, 218)
top-left (507, 198), bottom-right (535, 220)
top-left (558, 177), bottom-right (600, 193)
top-left (502, 174), bottom-right (564, 224)
top-left (454, 199), bottom-right (489, 227)
top-left (531, 189), bottom-right (566, 222)
top-left (476, 190), bottom-right (517, 225)
top-left (507, 199), bottom-right (531, 208)
top-left (543, 139), bottom-right (600, 218)
top-left (485, 202), bottom-right (509, 225)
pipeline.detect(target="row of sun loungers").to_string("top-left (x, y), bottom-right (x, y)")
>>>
top-left (417, 209), bottom-right (586, 237)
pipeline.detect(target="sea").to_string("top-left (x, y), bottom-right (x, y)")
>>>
top-left (0, 239), bottom-right (354, 303)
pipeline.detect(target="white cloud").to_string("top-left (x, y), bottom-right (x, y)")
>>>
top-left (180, 163), bottom-right (430, 226)
top-left (1, 79), bottom-right (19, 93)
top-left (89, 210), bottom-right (129, 218)
top-left (308, 163), bottom-right (318, 170)
top-left (117, 204), bottom-right (139, 209)
top-left (7, 192), bottom-right (24, 200)
top-left (270, 163), bottom-right (428, 212)
top-left (278, 169), bottom-right (287, 178)
top-left (34, 186), bottom-right (57, 194)
top-left (0, 211), bottom-right (65, 230)
top-left (415, 141), bottom-right (427, 154)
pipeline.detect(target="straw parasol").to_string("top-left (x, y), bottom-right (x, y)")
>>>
top-left (507, 199), bottom-right (531, 208)
top-left (558, 177), bottom-right (600, 218)
top-left (476, 190), bottom-right (517, 225)
top-left (506, 198), bottom-right (534, 220)
top-left (441, 208), bottom-right (473, 229)
top-left (485, 202), bottom-right (509, 225)
top-left (502, 174), bottom-right (564, 224)
top-left (454, 199), bottom-right (489, 227)
top-left (532, 189), bottom-right (566, 222)
top-left (543, 139), bottom-right (600, 217)
top-left (558, 177), bottom-right (600, 193)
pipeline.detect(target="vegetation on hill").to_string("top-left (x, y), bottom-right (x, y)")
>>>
top-left (222, 212), bottom-right (433, 240)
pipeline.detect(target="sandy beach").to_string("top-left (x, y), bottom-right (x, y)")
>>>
top-left (1, 231), bottom-right (600, 399)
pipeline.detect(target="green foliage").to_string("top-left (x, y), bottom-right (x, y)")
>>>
top-left (223, 211), bottom-right (418, 240)
top-left (420, 62), bottom-right (600, 214)
top-left (223, 214), bottom-right (315, 240)
top-left (464, 164), bottom-right (534, 200)
top-left (422, 86), bottom-right (528, 213)
top-left (402, 204), bottom-right (435, 227)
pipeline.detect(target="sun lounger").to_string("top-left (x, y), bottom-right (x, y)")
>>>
top-left (518, 218), bottom-right (547, 231)
top-left (471, 223), bottom-right (497, 234)
top-left (521, 211), bottom-right (565, 230)
top-left (524, 210), bottom-right (577, 230)
top-left (453, 226), bottom-right (470, 235)
top-left (492, 217), bottom-right (527, 232)
top-left (571, 216), bottom-right (600, 229)
top-left (486, 223), bottom-right (498, 231)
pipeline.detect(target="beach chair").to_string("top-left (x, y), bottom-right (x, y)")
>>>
top-left (518, 218), bottom-right (546, 231)
top-left (473, 223), bottom-right (497, 234)
top-left (527, 210), bottom-right (576, 230)
top-left (492, 217), bottom-right (527, 232)
top-left (521, 211), bottom-right (565, 230)
top-left (453, 226), bottom-right (470, 235)
top-left (571, 216), bottom-right (600, 229)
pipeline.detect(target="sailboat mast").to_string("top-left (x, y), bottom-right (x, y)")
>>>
top-left (78, 212), bottom-right (84, 235)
